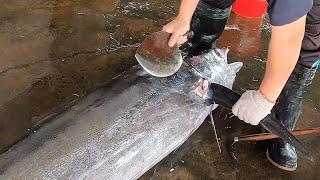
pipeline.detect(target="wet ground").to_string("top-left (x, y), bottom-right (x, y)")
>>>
top-left (0, 0), bottom-right (319, 179)
top-left (0, 0), bottom-right (178, 153)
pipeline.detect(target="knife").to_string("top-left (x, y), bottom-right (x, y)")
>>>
top-left (135, 31), bottom-right (194, 77)
top-left (209, 83), bottom-right (314, 162)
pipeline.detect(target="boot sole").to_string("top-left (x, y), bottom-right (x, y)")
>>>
top-left (266, 151), bottom-right (297, 172)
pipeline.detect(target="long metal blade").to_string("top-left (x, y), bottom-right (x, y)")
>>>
top-left (260, 117), bottom-right (314, 161)
top-left (210, 83), bottom-right (314, 161)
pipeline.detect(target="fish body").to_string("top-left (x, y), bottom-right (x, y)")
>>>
top-left (0, 49), bottom-right (242, 180)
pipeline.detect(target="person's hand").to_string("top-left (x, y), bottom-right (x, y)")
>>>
top-left (162, 16), bottom-right (191, 47)
top-left (232, 90), bottom-right (275, 125)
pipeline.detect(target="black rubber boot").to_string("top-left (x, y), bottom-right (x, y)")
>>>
top-left (266, 64), bottom-right (317, 171)
top-left (180, 1), bottom-right (231, 58)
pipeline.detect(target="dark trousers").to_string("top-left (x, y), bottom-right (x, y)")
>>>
top-left (202, 0), bottom-right (320, 68)
top-left (299, 0), bottom-right (320, 68)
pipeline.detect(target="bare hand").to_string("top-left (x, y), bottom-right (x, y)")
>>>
top-left (162, 16), bottom-right (190, 47)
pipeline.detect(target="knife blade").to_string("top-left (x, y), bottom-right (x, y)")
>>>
top-left (135, 31), bottom-right (195, 77)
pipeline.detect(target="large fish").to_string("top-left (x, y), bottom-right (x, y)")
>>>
top-left (0, 49), bottom-right (242, 179)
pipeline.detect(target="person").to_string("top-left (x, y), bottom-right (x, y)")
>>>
top-left (162, 0), bottom-right (320, 171)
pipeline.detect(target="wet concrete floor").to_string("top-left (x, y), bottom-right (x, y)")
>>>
top-left (0, 0), bottom-right (178, 153)
top-left (0, 0), bottom-right (319, 179)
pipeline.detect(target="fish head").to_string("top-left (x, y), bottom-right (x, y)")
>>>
top-left (190, 48), bottom-right (243, 90)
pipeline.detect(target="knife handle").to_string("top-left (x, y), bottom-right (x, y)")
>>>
top-left (210, 83), bottom-right (241, 109)
top-left (184, 31), bottom-right (194, 41)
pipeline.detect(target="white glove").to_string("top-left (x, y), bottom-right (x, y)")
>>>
top-left (232, 90), bottom-right (275, 125)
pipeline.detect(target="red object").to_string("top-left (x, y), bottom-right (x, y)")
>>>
top-left (232, 0), bottom-right (268, 18)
